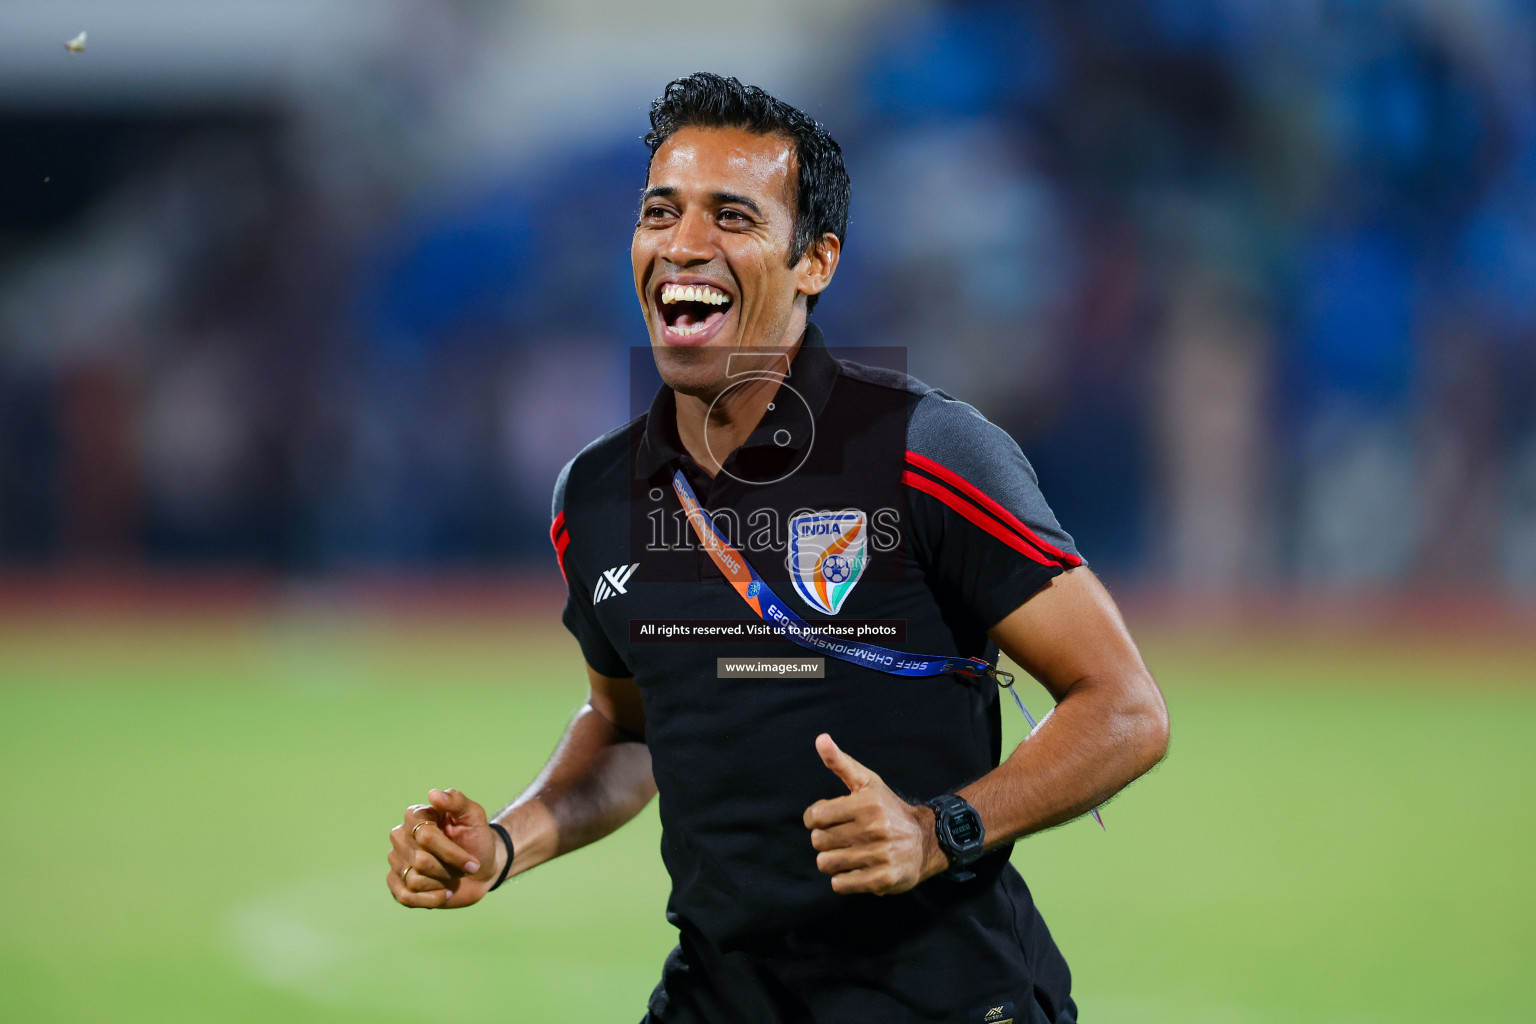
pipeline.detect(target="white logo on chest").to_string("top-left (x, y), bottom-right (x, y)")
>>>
top-left (593, 563), bottom-right (639, 604)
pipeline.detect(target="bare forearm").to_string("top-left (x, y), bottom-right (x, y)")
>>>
top-left (494, 703), bottom-right (656, 877)
top-left (961, 568), bottom-right (1170, 851)
top-left (961, 672), bottom-right (1167, 847)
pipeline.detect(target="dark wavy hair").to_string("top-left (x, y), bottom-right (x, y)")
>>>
top-left (644, 72), bottom-right (850, 312)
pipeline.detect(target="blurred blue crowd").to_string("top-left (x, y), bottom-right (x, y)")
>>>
top-left (1, 0), bottom-right (1534, 592)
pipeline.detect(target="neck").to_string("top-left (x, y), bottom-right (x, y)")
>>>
top-left (675, 332), bottom-right (806, 478)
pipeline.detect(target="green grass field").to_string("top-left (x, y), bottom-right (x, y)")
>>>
top-left (1, 609), bottom-right (1532, 1022)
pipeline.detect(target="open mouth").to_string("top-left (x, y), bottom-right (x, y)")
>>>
top-left (657, 281), bottom-right (733, 341)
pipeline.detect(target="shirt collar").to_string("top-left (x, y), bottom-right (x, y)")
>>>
top-left (634, 322), bottom-right (839, 482)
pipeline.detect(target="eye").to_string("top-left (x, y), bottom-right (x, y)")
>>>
top-left (718, 208), bottom-right (749, 227)
top-left (641, 204), bottom-right (676, 223)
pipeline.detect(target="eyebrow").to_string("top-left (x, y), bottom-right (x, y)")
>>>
top-left (641, 187), bottom-right (763, 218)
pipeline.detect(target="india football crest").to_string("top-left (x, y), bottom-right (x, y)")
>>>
top-left (788, 510), bottom-right (868, 615)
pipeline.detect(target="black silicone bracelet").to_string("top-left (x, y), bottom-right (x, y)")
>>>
top-left (488, 823), bottom-right (515, 891)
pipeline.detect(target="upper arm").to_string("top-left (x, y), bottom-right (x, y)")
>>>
top-left (586, 665), bottom-right (646, 741)
top-left (987, 567), bottom-right (1166, 721)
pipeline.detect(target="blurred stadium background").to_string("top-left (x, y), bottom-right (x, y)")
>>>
top-left (1, 1), bottom-right (1532, 1021)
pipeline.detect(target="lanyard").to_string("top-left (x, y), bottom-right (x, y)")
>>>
top-left (671, 467), bottom-right (1106, 829)
top-left (672, 468), bottom-right (994, 678)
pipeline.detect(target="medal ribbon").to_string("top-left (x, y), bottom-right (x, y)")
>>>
top-left (671, 468), bottom-right (1106, 829)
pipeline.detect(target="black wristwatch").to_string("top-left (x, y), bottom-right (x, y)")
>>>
top-left (925, 793), bottom-right (985, 881)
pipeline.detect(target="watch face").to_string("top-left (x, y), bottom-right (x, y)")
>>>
top-left (948, 809), bottom-right (982, 848)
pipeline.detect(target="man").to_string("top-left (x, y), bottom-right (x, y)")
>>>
top-left (388, 73), bottom-right (1168, 1023)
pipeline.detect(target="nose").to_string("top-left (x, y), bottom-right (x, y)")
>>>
top-left (661, 207), bottom-right (713, 267)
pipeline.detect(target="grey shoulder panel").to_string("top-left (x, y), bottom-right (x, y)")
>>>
top-left (835, 358), bottom-right (935, 397)
top-left (551, 455), bottom-right (575, 523)
top-left (908, 391), bottom-right (1038, 483)
top-left (906, 391), bottom-right (1079, 562)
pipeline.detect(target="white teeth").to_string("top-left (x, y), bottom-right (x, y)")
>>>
top-left (660, 283), bottom-right (730, 306)
top-left (660, 282), bottom-right (730, 338)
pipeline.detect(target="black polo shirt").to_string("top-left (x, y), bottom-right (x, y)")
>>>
top-left (551, 325), bottom-right (1084, 1023)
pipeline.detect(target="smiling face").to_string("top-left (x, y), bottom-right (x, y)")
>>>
top-left (633, 126), bottom-right (837, 398)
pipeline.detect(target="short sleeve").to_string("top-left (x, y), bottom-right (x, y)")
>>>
top-left (905, 392), bottom-right (1085, 630)
top-left (552, 458), bottom-right (632, 678)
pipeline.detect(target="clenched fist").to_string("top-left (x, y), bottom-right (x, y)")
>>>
top-left (387, 788), bottom-right (503, 909)
top-left (802, 734), bottom-right (949, 895)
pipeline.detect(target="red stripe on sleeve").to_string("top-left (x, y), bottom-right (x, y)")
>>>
top-left (905, 450), bottom-right (1083, 567)
top-left (550, 512), bottom-right (570, 584)
top-left (902, 470), bottom-right (1054, 566)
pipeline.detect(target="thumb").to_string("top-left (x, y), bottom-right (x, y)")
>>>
top-left (429, 788), bottom-right (487, 827)
top-left (815, 733), bottom-right (876, 793)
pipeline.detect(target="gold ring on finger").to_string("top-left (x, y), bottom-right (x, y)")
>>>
top-left (411, 820), bottom-right (429, 841)
top-left (401, 865), bottom-right (412, 884)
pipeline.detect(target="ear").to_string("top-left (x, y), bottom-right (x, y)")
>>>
top-left (795, 232), bottom-right (841, 300)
